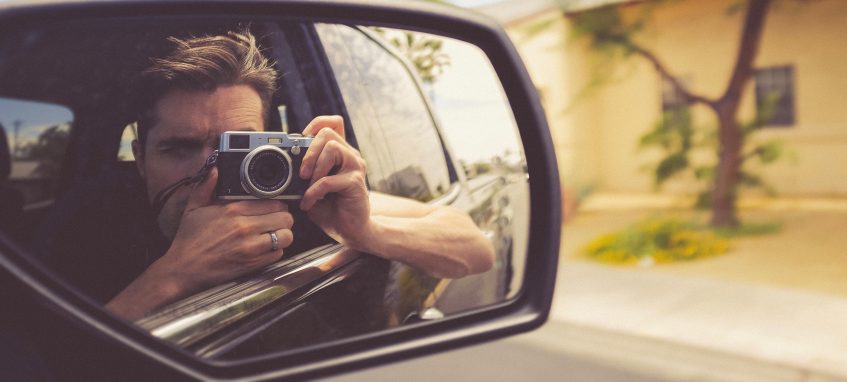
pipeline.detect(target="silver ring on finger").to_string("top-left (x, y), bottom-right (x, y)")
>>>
top-left (267, 231), bottom-right (279, 251)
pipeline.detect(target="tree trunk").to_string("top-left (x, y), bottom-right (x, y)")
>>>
top-left (708, 0), bottom-right (771, 228)
top-left (710, 105), bottom-right (743, 227)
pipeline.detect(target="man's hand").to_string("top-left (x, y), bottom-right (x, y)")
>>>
top-left (297, 115), bottom-right (493, 280)
top-left (106, 166), bottom-right (293, 320)
top-left (155, 167), bottom-right (293, 292)
top-left (299, 116), bottom-right (373, 250)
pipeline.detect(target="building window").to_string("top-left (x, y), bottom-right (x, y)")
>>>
top-left (661, 77), bottom-right (689, 113)
top-left (755, 65), bottom-right (795, 127)
top-left (661, 76), bottom-right (692, 128)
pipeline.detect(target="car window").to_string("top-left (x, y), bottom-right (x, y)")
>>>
top-left (424, 38), bottom-right (524, 182)
top-left (315, 23), bottom-right (452, 202)
top-left (0, 97), bottom-right (73, 209)
top-left (117, 123), bottom-right (136, 161)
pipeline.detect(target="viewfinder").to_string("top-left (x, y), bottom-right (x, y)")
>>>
top-left (230, 134), bottom-right (250, 149)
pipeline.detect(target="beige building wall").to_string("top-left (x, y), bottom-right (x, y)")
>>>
top-left (573, 0), bottom-right (847, 197)
top-left (500, 8), bottom-right (601, 194)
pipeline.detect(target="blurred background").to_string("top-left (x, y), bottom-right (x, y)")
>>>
top-left (321, 0), bottom-right (847, 380)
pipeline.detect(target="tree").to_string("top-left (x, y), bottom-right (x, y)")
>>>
top-left (21, 125), bottom-right (70, 179)
top-left (639, 95), bottom-right (788, 209)
top-left (372, 27), bottom-right (451, 85)
top-left (561, 0), bottom-right (774, 227)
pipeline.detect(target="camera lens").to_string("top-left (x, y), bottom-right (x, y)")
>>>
top-left (252, 152), bottom-right (288, 188)
top-left (242, 146), bottom-right (292, 197)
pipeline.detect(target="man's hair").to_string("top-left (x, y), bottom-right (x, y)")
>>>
top-left (136, 30), bottom-right (278, 146)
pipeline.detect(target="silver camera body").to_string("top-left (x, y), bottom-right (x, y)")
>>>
top-left (216, 131), bottom-right (313, 200)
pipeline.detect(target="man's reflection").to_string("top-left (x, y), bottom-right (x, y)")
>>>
top-left (87, 31), bottom-right (495, 320)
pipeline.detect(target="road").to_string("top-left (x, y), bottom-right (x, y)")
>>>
top-left (321, 320), bottom-right (662, 382)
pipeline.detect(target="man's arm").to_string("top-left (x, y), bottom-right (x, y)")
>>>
top-left (299, 116), bottom-right (495, 279)
top-left (364, 192), bottom-right (495, 278)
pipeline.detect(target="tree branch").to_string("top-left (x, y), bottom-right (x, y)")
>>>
top-left (628, 42), bottom-right (716, 107)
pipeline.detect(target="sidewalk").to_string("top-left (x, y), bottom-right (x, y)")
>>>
top-left (545, 193), bottom-right (847, 381)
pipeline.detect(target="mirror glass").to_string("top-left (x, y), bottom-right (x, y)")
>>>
top-left (0, 17), bottom-right (528, 361)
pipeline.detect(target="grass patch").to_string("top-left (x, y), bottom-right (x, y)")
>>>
top-left (713, 222), bottom-right (782, 238)
top-left (583, 218), bottom-right (783, 266)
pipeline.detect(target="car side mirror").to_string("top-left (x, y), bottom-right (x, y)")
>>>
top-left (0, 1), bottom-right (560, 380)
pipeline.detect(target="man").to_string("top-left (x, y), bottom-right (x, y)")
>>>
top-left (104, 31), bottom-right (494, 320)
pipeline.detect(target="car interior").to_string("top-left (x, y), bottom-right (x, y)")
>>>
top-left (0, 19), bottom-right (348, 300)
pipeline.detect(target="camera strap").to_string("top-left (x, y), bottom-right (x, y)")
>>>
top-left (151, 150), bottom-right (219, 218)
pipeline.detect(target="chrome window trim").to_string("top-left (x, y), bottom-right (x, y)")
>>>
top-left (430, 182), bottom-right (461, 207)
top-left (137, 244), bottom-right (359, 347)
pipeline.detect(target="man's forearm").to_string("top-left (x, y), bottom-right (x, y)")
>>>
top-left (358, 207), bottom-right (495, 279)
top-left (105, 261), bottom-right (185, 321)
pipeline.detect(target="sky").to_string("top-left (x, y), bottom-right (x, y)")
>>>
top-left (426, 37), bottom-right (524, 164)
top-left (373, 26), bottom-right (524, 164)
top-left (0, 97), bottom-right (73, 150)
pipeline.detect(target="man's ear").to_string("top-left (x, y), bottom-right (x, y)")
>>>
top-left (132, 139), bottom-right (145, 179)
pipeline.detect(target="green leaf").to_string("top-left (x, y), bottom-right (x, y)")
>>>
top-left (694, 165), bottom-right (715, 181)
top-left (655, 152), bottom-right (689, 185)
top-left (696, 191), bottom-right (712, 209)
top-left (757, 140), bottom-right (784, 164)
top-left (517, 17), bottom-right (559, 42)
top-left (738, 171), bottom-right (765, 188)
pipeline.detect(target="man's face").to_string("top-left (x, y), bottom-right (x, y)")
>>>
top-left (133, 85), bottom-right (265, 240)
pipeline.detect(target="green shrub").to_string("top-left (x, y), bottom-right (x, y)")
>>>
top-left (583, 219), bottom-right (729, 265)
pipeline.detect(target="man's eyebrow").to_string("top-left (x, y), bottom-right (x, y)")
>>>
top-left (211, 128), bottom-right (258, 142)
top-left (157, 127), bottom-right (259, 147)
top-left (155, 136), bottom-right (205, 148)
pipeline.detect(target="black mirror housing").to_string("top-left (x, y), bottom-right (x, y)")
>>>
top-left (0, 1), bottom-right (560, 380)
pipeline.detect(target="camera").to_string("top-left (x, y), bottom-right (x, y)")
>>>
top-left (216, 131), bottom-right (313, 200)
